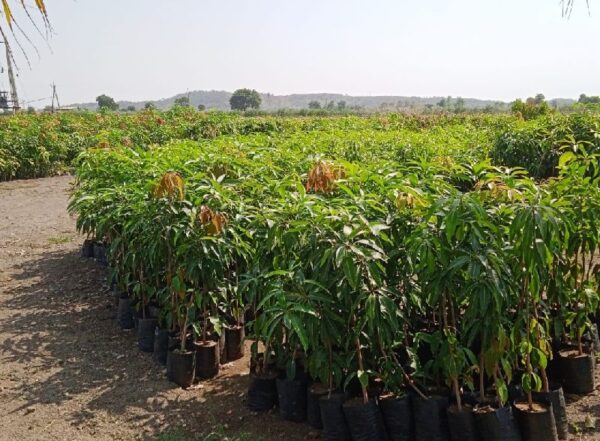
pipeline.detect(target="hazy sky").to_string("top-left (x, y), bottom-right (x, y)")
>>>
top-left (3, 0), bottom-right (599, 106)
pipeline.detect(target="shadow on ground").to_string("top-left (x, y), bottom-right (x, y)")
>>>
top-left (0, 248), bottom-right (302, 440)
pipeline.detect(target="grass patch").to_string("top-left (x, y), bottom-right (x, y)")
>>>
top-left (47, 235), bottom-right (72, 244)
top-left (154, 426), bottom-right (265, 441)
top-left (154, 428), bottom-right (192, 441)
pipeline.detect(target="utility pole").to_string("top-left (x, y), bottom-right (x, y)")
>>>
top-left (3, 40), bottom-right (19, 112)
top-left (50, 83), bottom-right (60, 112)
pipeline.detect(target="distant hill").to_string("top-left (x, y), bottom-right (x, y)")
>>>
top-left (70, 90), bottom-right (575, 111)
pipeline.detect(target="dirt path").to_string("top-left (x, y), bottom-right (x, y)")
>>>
top-left (0, 176), bottom-right (598, 441)
top-left (0, 176), bottom-right (313, 441)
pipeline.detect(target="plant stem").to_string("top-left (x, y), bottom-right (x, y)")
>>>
top-left (493, 364), bottom-right (500, 405)
top-left (140, 267), bottom-right (146, 320)
top-left (532, 298), bottom-right (549, 393)
top-left (376, 332), bottom-right (424, 398)
top-left (479, 350), bottom-right (485, 402)
top-left (453, 376), bottom-right (462, 411)
top-left (355, 336), bottom-right (369, 404)
top-left (524, 278), bottom-right (534, 410)
top-left (202, 285), bottom-right (208, 343)
top-left (327, 340), bottom-right (333, 399)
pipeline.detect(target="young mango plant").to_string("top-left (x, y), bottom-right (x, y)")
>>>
top-left (409, 193), bottom-right (484, 411)
top-left (462, 167), bottom-right (525, 406)
top-left (549, 148), bottom-right (600, 396)
top-left (150, 171), bottom-right (189, 332)
top-left (296, 206), bottom-right (348, 396)
top-left (552, 148), bottom-right (600, 354)
top-left (508, 182), bottom-right (564, 410)
top-left (184, 200), bottom-right (233, 379)
top-left (563, 287), bottom-right (599, 354)
top-left (334, 214), bottom-right (392, 404)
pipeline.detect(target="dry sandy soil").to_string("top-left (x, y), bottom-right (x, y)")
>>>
top-left (0, 176), bottom-right (598, 441)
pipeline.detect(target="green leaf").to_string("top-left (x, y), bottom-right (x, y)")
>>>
top-left (522, 373), bottom-right (532, 393)
top-left (357, 369), bottom-right (369, 388)
top-left (342, 256), bottom-right (359, 290)
top-left (559, 151), bottom-right (576, 168)
top-left (496, 378), bottom-right (508, 406)
top-left (288, 314), bottom-right (310, 351)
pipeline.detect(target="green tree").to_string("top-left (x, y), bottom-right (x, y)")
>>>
top-left (96, 94), bottom-right (119, 111)
top-left (174, 96), bottom-right (190, 107)
top-left (197, 104), bottom-right (206, 111)
top-left (578, 94), bottom-right (600, 104)
top-left (337, 100), bottom-right (346, 110)
top-left (511, 97), bottom-right (551, 120)
top-left (454, 97), bottom-right (465, 113)
top-left (229, 88), bottom-right (261, 111)
top-left (126, 105), bottom-right (136, 112)
top-left (144, 102), bottom-right (156, 110)
top-left (308, 100), bottom-right (321, 109)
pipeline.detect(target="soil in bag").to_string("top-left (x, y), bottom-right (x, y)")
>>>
top-left (319, 392), bottom-right (351, 441)
top-left (473, 404), bottom-right (521, 441)
top-left (532, 384), bottom-right (568, 440)
top-left (137, 317), bottom-right (158, 352)
top-left (167, 349), bottom-right (195, 388)
top-left (247, 372), bottom-right (278, 411)
top-left (558, 349), bottom-right (595, 395)
top-left (512, 400), bottom-right (558, 441)
top-left (153, 327), bottom-right (169, 365)
top-left (342, 397), bottom-right (387, 441)
top-left (209, 332), bottom-right (227, 364)
top-left (194, 340), bottom-right (219, 380)
top-left (225, 325), bottom-right (245, 361)
top-left (379, 393), bottom-right (413, 441)
top-left (81, 239), bottom-right (94, 258)
top-left (276, 377), bottom-right (307, 422)
top-left (447, 404), bottom-right (477, 441)
top-left (306, 383), bottom-right (329, 429)
top-left (413, 394), bottom-right (450, 441)
top-left (117, 296), bottom-right (135, 330)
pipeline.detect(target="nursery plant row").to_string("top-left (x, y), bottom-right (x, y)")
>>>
top-left (2, 108), bottom-right (600, 181)
top-left (69, 126), bottom-right (600, 441)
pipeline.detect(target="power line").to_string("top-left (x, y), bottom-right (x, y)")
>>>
top-left (23, 96), bottom-right (52, 104)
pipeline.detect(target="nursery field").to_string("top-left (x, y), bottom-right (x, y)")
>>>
top-left (1, 109), bottom-right (599, 181)
top-left (0, 176), bottom-right (315, 441)
top-left (2, 110), bottom-right (600, 441)
top-left (0, 172), bottom-right (598, 441)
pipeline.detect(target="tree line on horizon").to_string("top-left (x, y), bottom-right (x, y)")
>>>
top-left (86, 90), bottom-right (600, 116)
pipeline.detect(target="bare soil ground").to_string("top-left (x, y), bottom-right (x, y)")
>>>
top-left (0, 176), bottom-right (598, 441)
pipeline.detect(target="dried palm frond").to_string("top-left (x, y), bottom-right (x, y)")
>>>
top-left (562, 0), bottom-right (590, 17)
top-left (152, 172), bottom-right (185, 201)
top-left (306, 160), bottom-right (345, 193)
top-left (0, 0), bottom-right (51, 69)
top-left (1, 0), bottom-right (50, 30)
